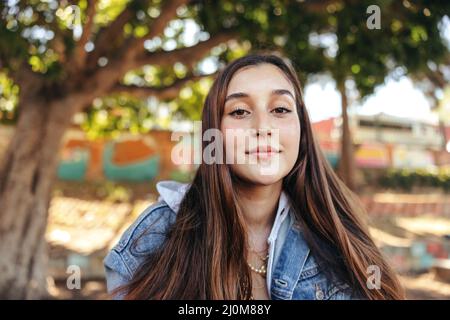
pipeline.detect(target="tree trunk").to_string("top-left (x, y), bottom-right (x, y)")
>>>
top-left (438, 118), bottom-right (448, 152)
top-left (337, 81), bottom-right (356, 191)
top-left (0, 92), bottom-right (80, 299)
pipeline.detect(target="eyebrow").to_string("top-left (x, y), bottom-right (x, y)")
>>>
top-left (225, 89), bottom-right (295, 103)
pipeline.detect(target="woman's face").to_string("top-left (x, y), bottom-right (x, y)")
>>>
top-left (220, 63), bottom-right (301, 186)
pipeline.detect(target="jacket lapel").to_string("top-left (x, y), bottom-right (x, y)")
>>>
top-left (269, 222), bottom-right (310, 300)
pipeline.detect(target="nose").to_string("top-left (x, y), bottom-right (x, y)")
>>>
top-left (254, 112), bottom-right (273, 138)
top-left (256, 129), bottom-right (272, 137)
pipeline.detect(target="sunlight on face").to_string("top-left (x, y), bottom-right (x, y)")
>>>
top-left (221, 63), bottom-right (301, 186)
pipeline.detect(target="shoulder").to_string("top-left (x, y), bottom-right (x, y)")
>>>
top-left (103, 200), bottom-right (177, 295)
top-left (112, 199), bottom-right (176, 258)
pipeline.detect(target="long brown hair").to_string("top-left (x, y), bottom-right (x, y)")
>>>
top-left (117, 54), bottom-right (405, 300)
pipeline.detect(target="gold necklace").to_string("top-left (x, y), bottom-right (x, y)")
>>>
top-left (246, 244), bottom-right (269, 298)
top-left (247, 260), bottom-right (267, 277)
top-left (247, 248), bottom-right (269, 277)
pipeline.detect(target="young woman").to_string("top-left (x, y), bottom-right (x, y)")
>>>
top-left (104, 54), bottom-right (405, 300)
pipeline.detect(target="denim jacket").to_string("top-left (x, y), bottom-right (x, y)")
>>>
top-left (104, 180), bottom-right (357, 300)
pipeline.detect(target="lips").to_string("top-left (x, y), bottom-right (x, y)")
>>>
top-left (245, 146), bottom-right (281, 157)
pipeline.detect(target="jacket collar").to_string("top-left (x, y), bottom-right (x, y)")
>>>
top-left (269, 223), bottom-right (311, 299)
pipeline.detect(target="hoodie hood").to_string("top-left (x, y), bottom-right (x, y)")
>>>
top-left (155, 179), bottom-right (290, 219)
top-left (156, 180), bottom-right (191, 213)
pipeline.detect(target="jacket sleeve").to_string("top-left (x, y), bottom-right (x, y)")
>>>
top-left (103, 200), bottom-right (176, 299)
top-left (103, 248), bottom-right (132, 299)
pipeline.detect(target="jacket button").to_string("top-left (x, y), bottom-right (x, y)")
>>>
top-left (315, 284), bottom-right (325, 300)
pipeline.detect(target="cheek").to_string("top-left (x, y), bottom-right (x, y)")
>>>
top-left (280, 121), bottom-right (300, 142)
top-left (279, 120), bottom-right (301, 158)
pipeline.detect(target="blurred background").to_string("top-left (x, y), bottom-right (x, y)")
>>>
top-left (0, 0), bottom-right (449, 299)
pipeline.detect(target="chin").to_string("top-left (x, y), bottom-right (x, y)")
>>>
top-left (230, 161), bottom-right (290, 186)
top-left (242, 168), bottom-right (284, 186)
top-left (251, 176), bottom-right (282, 186)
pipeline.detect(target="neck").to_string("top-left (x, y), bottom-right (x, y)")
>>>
top-left (235, 179), bottom-right (283, 248)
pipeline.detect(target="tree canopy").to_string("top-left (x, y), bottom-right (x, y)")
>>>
top-left (1, 0), bottom-right (448, 137)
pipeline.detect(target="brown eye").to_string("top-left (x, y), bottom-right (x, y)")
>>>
top-left (272, 106), bottom-right (292, 114)
top-left (229, 108), bottom-right (250, 118)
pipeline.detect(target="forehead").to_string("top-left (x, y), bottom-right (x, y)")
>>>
top-left (226, 63), bottom-right (295, 96)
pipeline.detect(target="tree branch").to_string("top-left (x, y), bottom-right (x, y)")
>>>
top-left (81, 30), bottom-right (236, 101)
top-left (111, 72), bottom-right (215, 100)
top-left (86, 0), bottom-right (143, 70)
top-left (134, 31), bottom-right (238, 69)
top-left (120, 0), bottom-right (190, 63)
top-left (424, 66), bottom-right (447, 89)
top-left (10, 62), bottom-right (44, 102)
top-left (70, 0), bottom-right (97, 70)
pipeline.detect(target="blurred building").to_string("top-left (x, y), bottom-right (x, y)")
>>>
top-left (312, 113), bottom-right (450, 169)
